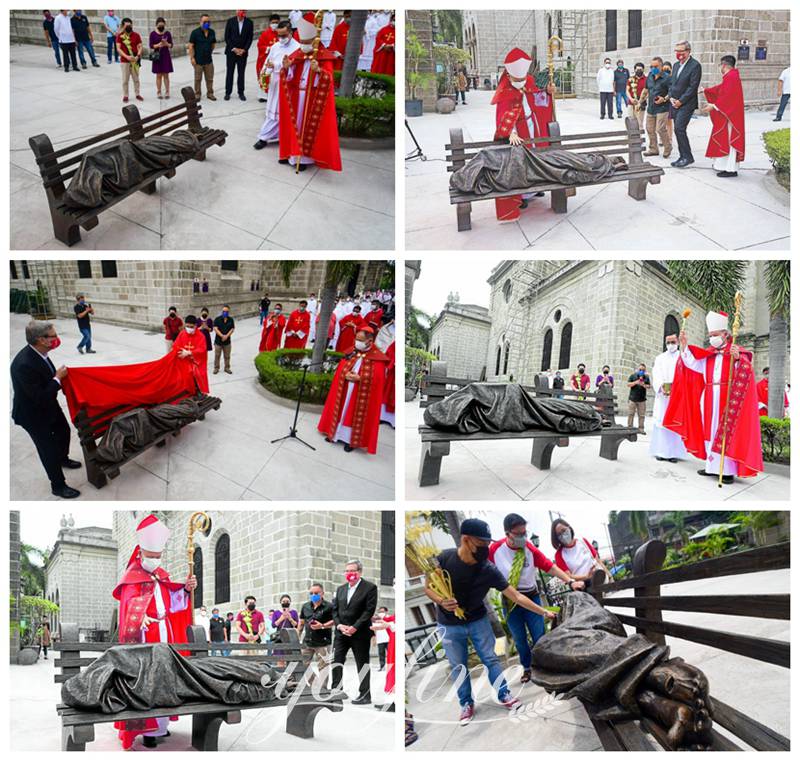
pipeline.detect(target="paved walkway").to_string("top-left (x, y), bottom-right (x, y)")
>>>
top-left (405, 402), bottom-right (787, 501)
top-left (405, 91), bottom-right (790, 250)
top-left (406, 569), bottom-right (789, 750)
top-left (9, 313), bottom-right (394, 501)
top-left (11, 43), bottom-right (394, 250)
top-left (11, 654), bottom-right (394, 751)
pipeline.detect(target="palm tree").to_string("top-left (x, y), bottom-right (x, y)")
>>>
top-left (627, 511), bottom-right (649, 540)
top-left (406, 305), bottom-right (434, 350)
top-left (338, 10), bottom-right (367, 98)
top-left (764, 261), bottom-right (790, 418)
top-left (659, 511), bottom-right (689, 547)
top-left (21, 543), bottom-right (49, 597)
top-left (433, 10), bottom-right (463, 45)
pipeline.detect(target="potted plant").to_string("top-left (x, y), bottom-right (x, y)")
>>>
top-left (405, 23), bottom-right (432, 117)
top-left (433, 44), bottom-right (471, 114)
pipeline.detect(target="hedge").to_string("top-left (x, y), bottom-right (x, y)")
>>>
top-left (763, 128), bottom-right (790, 189)
top-left (761, 416), bottom-right (790, 464)
top-left (333, 69), bottom-right (395, 95)
top-left (254, 348), bottom-right (344, 404)
top-left (335, 94), bottom-right (395, 138)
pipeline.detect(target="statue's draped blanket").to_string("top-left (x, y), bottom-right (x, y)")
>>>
top-left (423, 383), bottom-right (603, 435)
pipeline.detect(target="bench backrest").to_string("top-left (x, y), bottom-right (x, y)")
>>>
top-left (445, 117), bottom-right (645, 174)
top-left (29, 86), bottom-right (205, 200)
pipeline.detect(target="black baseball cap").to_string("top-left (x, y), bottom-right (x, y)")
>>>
top-left (503, 513), bottom-right (527, 532)
top-left (460, 518), bottom-right (492, 541)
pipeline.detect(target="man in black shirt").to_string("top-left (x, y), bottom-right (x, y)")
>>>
top-left (424, 518), bottom-right (555, 726)
top-left (209, 607), bottom-right (228, 656)
top-left (299, 582), bottom-right (335, 686)
top-left (259, 293), bottom-right (271, 326)
top-left (627, 362), bottom-right (651, 434)
top-left (74, 293), bottom-right (96, 354)
top-left (71, 10), bottom-right (100, 68)
top-left (188, 14), bottom-right (217, 100)
top-left (42, 11), bottom-right (61, 67)
top-left (223, 10), bottom-right (254, 101)
top-left (212, 305), bottom-right (235, 375)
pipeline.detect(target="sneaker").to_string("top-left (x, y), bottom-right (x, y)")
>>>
top-left (78, 347), bottom-right (84, 354)
top-left (207, 94), bottom-right (217, 101)
top-left (213, 369), bottom-right (219, 374)
top-left (459, 704), bottom-right (475, 726)
top-left (502, 696), bottom-right (523, 713)
top-left (224, 369), bottom-right (233, 374)
top-left (92, 61), bottom-right (100, 67)
top-left (86, 349), bottom-right (96, 354)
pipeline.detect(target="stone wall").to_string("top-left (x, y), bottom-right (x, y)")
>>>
top-left (428, 305), bottom-right (491, 380)
top-left (10, 512), bottom-right (21, 662)
top-left (406, 10), bottom-right (438, 111)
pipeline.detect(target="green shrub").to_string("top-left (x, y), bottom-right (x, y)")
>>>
top-left (761, 416), bottom-right (790, 464)
top-left (254, 348), bottom-right (344, 404)
top-left (763, 128), bottom-right (790, 188)
top-left (335, 94), bottom-right (395, 138)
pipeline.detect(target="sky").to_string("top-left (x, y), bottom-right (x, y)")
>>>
top-left (20, 507), bottom-right (113, 560)
top-left (412, 256), bottom-right (500, 317)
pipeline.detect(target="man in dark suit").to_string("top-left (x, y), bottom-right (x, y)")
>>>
top-left (11, 321), bottom-right (81, 498)
top-left (332, 559), bottom-right (378, 704)
top-left (224, 10), bottom-right (254, 101)
top-left (668, 40), bottom-right (702, 167)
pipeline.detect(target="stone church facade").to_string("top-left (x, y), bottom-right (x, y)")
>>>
top-left (428, 302), bottom-right (491, 380)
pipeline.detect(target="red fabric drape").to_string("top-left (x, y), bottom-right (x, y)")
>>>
top-left (329, 21), bottom-right (348, 71)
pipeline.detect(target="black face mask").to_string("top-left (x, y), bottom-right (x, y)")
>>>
top-left (247, 603), bottom-right (256, 611)
top-left (281, 601), bottom-right (290, 609)
top-left (472, 544), bottom-right (490, 563)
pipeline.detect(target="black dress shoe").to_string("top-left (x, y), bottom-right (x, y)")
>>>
top-left (278, 158), bottom-right (290, 164)
top-left (716, 170), bottom-right (738, 178)
top-left (253, 140), bottom-right (268, 150)
top-left (697, 469), bottom-right (734, 484)
top-left (296, 163), bottom-right (308, 172)
top-left (344, 444), bottom-right (354, 452)
top-left (519, 199), bottom-right (528, 209)
top-left (224, 94), bottom-right (231, 101)
top-left (86, 349), bottom-right (96, 353)
top-left (52, 485), bottom-right (81, 499)
top-left (62, 458), bottom-right (82, 469)
top-left (351, 694), bottom-right (371, 705)
top-left (239, 93), bottom-right (246, 101)
top-left (142, 737), bottom-right (157, 749)
top-left (672, 157), bottom-right (694, 168)
top-left (534, 191), bottom-right (545, 197)
top-left (259, 97), bottom-right (267, 103)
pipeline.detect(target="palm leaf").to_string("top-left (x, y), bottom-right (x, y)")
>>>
top-left (666, 260), bottom-right (748, 315)
top-left (764, 260), bottom-right (790, 318)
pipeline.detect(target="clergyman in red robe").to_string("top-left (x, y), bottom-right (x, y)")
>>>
top-left (278, 13), bottom-right (342, 171)
top-left (701, 56), bottom-right (745, 178)
top-left (362, 301), bottom-right (384, 331)
top-left (112, 515), bottom-right (196, 750)
top-left (492, 48), bottom-right (555, 222)
top-left (376, 318), bottom-right (395, 427)
top-left (318, 325), bottom-right (389, 453)
top-left (329, 12), bottom-right (350, 71)
top-left (172, 315), bottom-right (209, 393)
top-left (370, 15), bottom-right (395, 75)
top-left (756, 367), bottom-right (788, 417)
top-left (259, 306), bottom-right (286, 352)
top-left (663, 310), bottom-right (763, 483)
top-left (255, 15), bottom-right (280, 95)
top-left (284, 301), bottom-right (311, 349)
top-left (335, 307), bottom-right (365, 354)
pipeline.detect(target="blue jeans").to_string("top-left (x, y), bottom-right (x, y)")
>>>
top-left (77, 327), bottom-right (92, 351)
top-left (505, 593), bottom-right (545, 670)
top-left (776, 93), bottom-right (790, 120)
top-left (615, 90), bottom-right (629, 114)
top-left (76, 38), bottom-right (97, 65)
top-left (259, 309), bottom-right (267, 325)
top-left (439, 616), bottom-right (510, 707)
top-left (107, 35), bottom-right (118, 62)
top-left (50, 39), bottom-right (61, 65)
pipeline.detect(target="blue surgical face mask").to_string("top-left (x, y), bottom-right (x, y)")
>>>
top-left (202, 21), bottom-right (210, 29)
top-left (222, 310), bottom-right (229, 317)
top-left (310, 593), bottom-right (321, 603)
top-left (651, 66), bottom-right (660, 75)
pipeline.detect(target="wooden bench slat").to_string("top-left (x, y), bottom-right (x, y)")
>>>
top-left (710, 697), bottom-right (790, 751)
top-left (445, 137), bottom-right (644, 163)
top-left (419, 424), bottom-right (637, 442)
top-left (601, 593), bottom-right (790, 620)
top-left (444, 129), bottom-right (632, 150)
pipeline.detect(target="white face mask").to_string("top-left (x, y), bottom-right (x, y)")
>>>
top-left (270, 22), bottom-right (278, 30)
top-left (300, 43), bottom-right (313, 53)
top-left (185, 326), bottom-right (195, 334)
top-left (511, 79), bottom-right (525, 89)
top-left (709, 334), bottom-right (725, 349)
top-left (278, 36), bottom-right (290, 45)
top-left (605, 63), bottom-right (611, 69)
top-left (354, 340), bottom-right (369, 351)
top-left (667, 343), bottom-right (678, 353)
top-left (140, 556), bottom-right (161, 573)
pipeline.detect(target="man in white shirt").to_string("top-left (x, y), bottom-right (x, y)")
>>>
top-left (650, 334), bottom-right (688, 462)
top-left (321, 10), bottom-right (336, 47)
top-left (253, 21), bottom-right (299, 147)
top-left (54, 10), bottom-right (79, 72)
top-left (774, 66), bottom-right (791, 121)
top-left (596, 57), bottom-right (615, 119)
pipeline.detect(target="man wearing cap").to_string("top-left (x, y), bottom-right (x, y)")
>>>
top-left (489, 514), bottom-right (584, 685)
top-left (318, 326), bottom-right (390, 453)
top-left (112, 515), bottom-right (197, 750)
top-left (424, 518), bottom-right (556, 726)
top-left (663, 311), bottom-right (763, 483)
top-left (650, 333), bottom-right (688, 462)
top-left (491, 47), bottom-right (555, 222)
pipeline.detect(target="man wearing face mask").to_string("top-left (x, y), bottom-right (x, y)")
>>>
top-left (284, 300), bottom-right (311, 349)
top-left (426, 518), bottom-right (556, 725)
top-left (626, 362), bottom-right (651, 434)
top-left (332, 560), bottom-right (378, 704)
top-left (213, 305), bottom-right (235, 375)
top-left (235, 596), bottom-right (266, 656)
top-left (335, 304), bottom-right (365, 354)
top-left (163, 305), bottom-right (183, 354)
top-left (329, 11), bottom-right (351, 72)
top-left (258, 304), bottom-right (286, 351)
top-left (667, 40), bottom-right (702, 168)
top-left (627, 62), bottom-right (647, 130)
top-left (596, 58), bottom-right (615, 119)
top-left (223, 10), bottom-right (253, 101)
top-left (663, 311), bottom-right (763, 483)
top-left (256, 14), bottom-right (282, 102)
top-left (74, 293), bottom-right (96, 355)
top-left (643, 56), bottom-right (673, 158)
top-left (319, 326), bottom-right (389, 453)
top-left (172, 315), bottom-right (209, 393)
top-left (613, 59), bottom-right (630, 117)
top-left (570, 363), bottom-right (590, 395)
top-left (650, 333), bottom-right (688, 462)
top-left (11, 321), bottom-right (81, 499)
top-left (188, 14), bottom-right (217, 101)
top-left (112, 514), bottom-right (196, 749)
top-left (370, 13), bottom-right (395, 76)
top-left (700, 55), bottom-right (745, 178)
top-left (489, 514), bottom-right (583, 685)
top-left (299, 583), bottom-right (335, 686)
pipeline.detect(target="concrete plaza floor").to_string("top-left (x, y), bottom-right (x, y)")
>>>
top-left (9, 313), bottom-right (395, 501)
top-left (10, 43), bottom-right (394, 250)
top-left (11, 654), bottom-right (394, 751)
top-left (406, 568), bottom-right (790, 751)
top-left (405, 90), bottom-right (790, 250)
top-left (405, 401), bottom-right (788, 501)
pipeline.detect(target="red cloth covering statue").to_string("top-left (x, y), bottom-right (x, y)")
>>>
top-left (663, 310), bottom-right (763, 480)
top-left (318, 326), bottom-right (389, 454)
top-left (329, 16), bottom-right (349, 71)
top-left (283, 304), bottom-right (311, 349)
top-left (492, 48), bottom-right (555, 222)
top-left (259, 310), bottom-right (286, 352)
top-left (370, 19), bottom-right (395, 75)
top-left (112, 515), bottom-right (196, 750)
top-left (172, 320), bottom-right (209, 393)
top-left (335, 311), bottom-right (365, 354)
top-left (279, 13), bottom-right (342, 171)
top-left (256, 25), bottom-right (279, 92)
top-left (703, 64), bottom-right (745, 165)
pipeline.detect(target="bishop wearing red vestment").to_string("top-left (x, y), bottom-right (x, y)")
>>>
top-left (172, 316), bottom-right (209, 393)
top-left (492, 48), bottom-right (555, 222)
top-left (663, 310), bottom-right (763, 483)
top-left (318, 326), bottom-right (389, 453)
top-left (278, 13), bottom-right (342, 171)
top-left (284, 301), bottom-right (311, 349)
top-left (701, 56), bottom-right (745, 178)
top-left (113, 515), bottom-right (196, 750)
top-left (259, 306), bottom-right (286, 352)
top-left (329, 12), bottom-right (350, 71)
top-left (370, 15), bottom-right (395, 76)
top-left (335, 307), bottom-right (365, 354)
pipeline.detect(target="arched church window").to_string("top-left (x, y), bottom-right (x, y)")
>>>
top-left (214, 534), bottom-right (230, 604)
top-left (503, 279), bottom-right (513, 303)
top-left (541, 328), bottom-right (553, 371)
top-left (554, 309), bottom-right (561, 323)
top-left (559, 322), bottom-right (573, 369)
top-left (495, 345), bottom-right (502, 376)
top-left (503, 342), bottom-right (511, 375)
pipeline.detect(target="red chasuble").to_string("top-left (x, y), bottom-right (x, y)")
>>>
top-left (662, 342), bottom-right (763, 477)
top-left (318, 345), bottom-right (389, 454)
top-left (172, 329), bottom-right (209, 393)
top-left (259, 314), bottom-right (286, 352)
top-left (112, 554), bottom-right (192, 749)
top-left (329, 20), bottom-right (349, 71)
top-left (256, 28), bottom-right (278, 91)
top-left (335, 313), bottom-right (365, 354)
top-left (492, 73), bottom-right (554, 222)
top-left (756, 377), bottom-right (788, 417)
top-left (703, 67), bottom-right (745, 162)
top-left (278, 46), bottom-right (342, 171)
top-left (284, 309), bottom-right (311, 349)
top-left (363, 308), bottom-right (384, 330)
top-left (370, 25), bottom-right (395, 75)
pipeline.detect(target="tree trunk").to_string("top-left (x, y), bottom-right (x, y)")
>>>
top-left (339, 10), bottom-right (367, 97)
top-left (767, 313), bottom-right (787, 418)
top-left (310, 285), bottom-right (337, 375)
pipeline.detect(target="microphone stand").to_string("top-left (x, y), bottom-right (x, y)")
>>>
top-left (405, 119), bottom-right (427, 161)
top-left (271, 358), bottom-right (326, 450)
